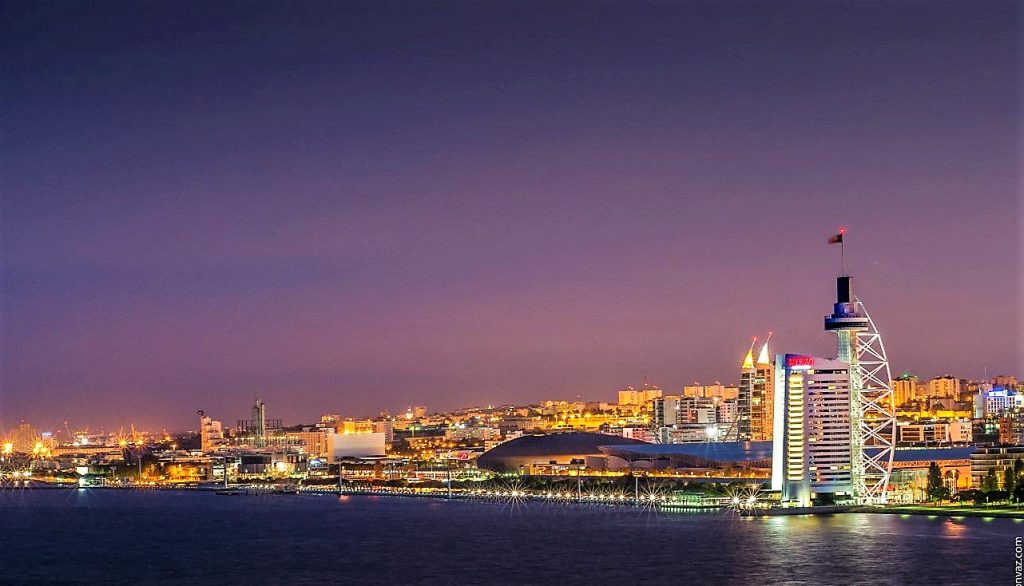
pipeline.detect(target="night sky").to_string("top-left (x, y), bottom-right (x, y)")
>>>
top-left (2, 1), bottom-right (1020, 432)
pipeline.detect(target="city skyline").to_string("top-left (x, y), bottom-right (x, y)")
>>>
top-left (3, 2), bottom-right (1020, 431)
top-left (2, 308), bottom-right (1016, 434)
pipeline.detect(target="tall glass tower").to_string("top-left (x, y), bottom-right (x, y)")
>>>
top-left (737, 339), bottom-right (756, 441)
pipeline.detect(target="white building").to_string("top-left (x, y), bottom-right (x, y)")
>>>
top-left (325, 432), bottom-right (386, 462)
top-left (715, 400), bottom-right (738, 426)
top-left (898, 420), bottom-right (972, 445)
top-left (678, 397), bottom-right (717, 424)
top-left (657, 425), bottom-right (717, 443)
top-left (622, 427), bottom-right (655, 443)
top-left (199, 414), bottom-right (224, 452)
top-left (372, 420), bottom-right (395, 443)
top-left (444, 426), bottom-right (500, 441)
top-left (976, 388), bottom-right (1013, 418)
top-left (652, 396), bottom-right (682, 427)
top-left (772, 354), bottom-right (853, 507)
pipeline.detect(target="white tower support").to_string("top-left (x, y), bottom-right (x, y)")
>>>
top-left (825, 273), bottom-right (896, 505)
top-left (851, 299), bottom-right (896, 503)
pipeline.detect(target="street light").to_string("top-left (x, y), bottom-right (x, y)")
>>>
top-left (119, 438), bottom-right (144, 484)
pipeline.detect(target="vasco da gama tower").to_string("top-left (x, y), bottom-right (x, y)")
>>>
top-left (772, 230), bottom-right (896, 506)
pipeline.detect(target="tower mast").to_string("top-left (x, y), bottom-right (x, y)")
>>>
top-left (824, 228), bottom-right (895, 504)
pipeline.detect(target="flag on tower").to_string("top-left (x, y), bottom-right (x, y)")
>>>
top-left (828, 229), bottom-right (845, 244)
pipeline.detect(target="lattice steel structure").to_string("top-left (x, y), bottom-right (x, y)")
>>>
top-left (850, 299), bottom-right (896, 503)
top-left (825, 276), bottom-right (896, 505)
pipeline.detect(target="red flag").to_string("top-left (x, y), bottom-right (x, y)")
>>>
top-left (827, 233), bottom-right (843, 244)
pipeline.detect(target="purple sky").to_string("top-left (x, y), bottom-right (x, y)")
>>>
top-left (2, 1), bottom-right (1020, 432)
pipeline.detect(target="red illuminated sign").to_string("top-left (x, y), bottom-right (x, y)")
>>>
top-left (787, 355), bottom-right (815, 367)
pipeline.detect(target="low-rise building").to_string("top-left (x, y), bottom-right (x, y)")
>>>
top-left (970, 446), bottom-right (1024, 489)
top-left (885, 447), bottom-right (973, 503)
top-left (618, 385), bottom-right (663, 407)
top-left (897, 420), bottom-right (971, 445)
top-left (444, 426), bottom-right (500, 441)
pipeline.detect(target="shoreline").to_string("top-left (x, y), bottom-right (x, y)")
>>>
top-left (6, 483), bottom-right (1024, 519)
top-left (858, 505), bottom-right (1024, 520)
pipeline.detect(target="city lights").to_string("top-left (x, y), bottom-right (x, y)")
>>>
top-left (0, 3), bottom-right (1017, 583)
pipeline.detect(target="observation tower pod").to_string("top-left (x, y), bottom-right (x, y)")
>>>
top-left (824, 235), bottom-right (896, 505)
top-left (824, 277), bottom-right (869, 334)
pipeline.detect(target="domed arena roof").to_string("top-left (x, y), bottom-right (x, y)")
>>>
top-left (477, 432), bottom-right (649, 472)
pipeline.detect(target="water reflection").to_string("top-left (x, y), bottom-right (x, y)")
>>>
top-left (0, 490), bottom-right (1012, 584)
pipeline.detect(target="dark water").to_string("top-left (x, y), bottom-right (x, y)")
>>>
top-left (0, 489), bottom-right (1015, 585)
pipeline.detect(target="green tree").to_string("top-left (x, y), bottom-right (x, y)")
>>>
top-left (925, 462), bottom-right (946, 501)
top-left (956, 489), bottom-right (981, 504)
top-left (1005, 465), bottom-right (1017, 494)
top-left (1014, 483), bottom-right (1024, 504)
top-left (981, 467), bottom-right (999, 493)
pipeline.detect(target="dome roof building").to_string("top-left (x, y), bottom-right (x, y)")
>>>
top-left (477, 432), bottom-right (649, 472)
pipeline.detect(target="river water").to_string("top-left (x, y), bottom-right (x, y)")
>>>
top-left (1, 488), bottom-right (1014, 584)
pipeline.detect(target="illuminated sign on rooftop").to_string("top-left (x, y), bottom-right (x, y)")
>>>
top-left (786, 355), bottom-right (815, 368)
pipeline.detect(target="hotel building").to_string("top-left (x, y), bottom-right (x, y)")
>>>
top-left (772, 354), bottom-right (854, 506)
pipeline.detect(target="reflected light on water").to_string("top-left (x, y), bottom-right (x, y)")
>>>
top-left (942, 518), bottom-right (967, 539)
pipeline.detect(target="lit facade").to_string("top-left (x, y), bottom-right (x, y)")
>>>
top-left (340, 419), bottom-right (375, 434)
top-left (654, 395), bottom-right (724, 443)
top-left (970, 446), bottom-right (1024, 489)
top-left (993, 375), bottom-right (1019, 389)
top-left (373, 420), bottom-right (395, 443)
top-left (891, 373), bottom-right (921, 408)
top-left (772, 354), bottom-right (853, 506)
top-left (621, 427), bottom-right (655, 442)
top-left (8, 421), bottom-right (39, 454)
top-left (684, 383), bottom-right (738, 400)
top-left (823, 274), bottom-right (896, 504)
top-left (618, 386), bottom-right (663, 407)
top-left (927, 375), bottom-right (960, 399)
top-left (325, 432), bottom-right (386, 461)
top-left (198, 414), bottom-right (224, 452)
top-left (295, 430), bottom-right (329, 458)
top-left (737, 341), bottom-right (756, 440)
top-left (716, 400), bottom-right (738, 428)
top-left (897, 420), bottom-right (971, 445)
top-left (678, 397), bottom-right (717, 424)
top-left (653, 396), bottom-right (681, 427)
top-left (975, 387), bottom-right (1013, 417)
top-left (751, 340), bottom-right (775, 441)
top-left (738, 337), bottom-right (774, 441)
top-left (999, 410), bottom-right (1024, 445)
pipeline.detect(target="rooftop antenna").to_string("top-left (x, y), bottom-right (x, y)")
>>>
top-left (842, 228), bottom-right (846, 275)
top-left (828, 227), bottom-right (848, 276)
